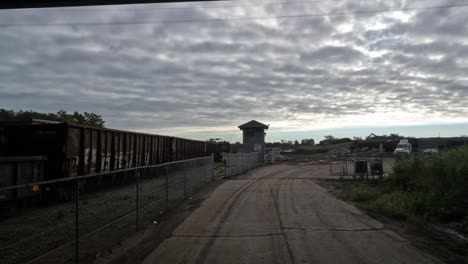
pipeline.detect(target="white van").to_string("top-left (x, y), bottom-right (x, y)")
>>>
top-left (394, 139), bottom-right (412, 156)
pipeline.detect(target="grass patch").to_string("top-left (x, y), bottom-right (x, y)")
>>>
top-left (340, 184), bottom-right (380, 202)
top-left (367, 191), bottom-right (429, 220)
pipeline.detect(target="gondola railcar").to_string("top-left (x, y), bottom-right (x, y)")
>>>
top-left (0, 120), bottom-right (220, 202)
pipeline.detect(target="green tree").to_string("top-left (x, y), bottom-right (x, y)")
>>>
top-left (320, 135), bottom-right (335, 145)
top-left (0, 109), bottom-right (15, 121)
top-left (301, 138), bottom-right (315, 145)
top-left (0, 108), bottom-right (105, 127)
top-left (389, 133), bottom-right (402, 142)
top-left (83, 112), bottom-right (105, 127)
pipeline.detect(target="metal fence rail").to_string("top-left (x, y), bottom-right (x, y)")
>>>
top-left (329, 153), bottom-right (396, 179)
top-left (0, 155), bottom-right (214, 264)
top-left (225, 152), bottom-right (261, 177)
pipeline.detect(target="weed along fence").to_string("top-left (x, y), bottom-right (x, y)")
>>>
top-left (0, 156), bottom-right (214, 264)
top-left (225, 152), bottom-right (262, 177)
top-left (329, 153), bottom-right (396, 179)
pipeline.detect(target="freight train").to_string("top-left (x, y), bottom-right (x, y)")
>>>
top-left (0, 120), bottom-right (223, 203)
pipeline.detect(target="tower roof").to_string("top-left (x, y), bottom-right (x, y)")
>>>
top-left (238, 120), bottom-right (269, 130)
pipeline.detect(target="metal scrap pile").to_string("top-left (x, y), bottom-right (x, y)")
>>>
top-left (264, 150), bottom-right (288, 161)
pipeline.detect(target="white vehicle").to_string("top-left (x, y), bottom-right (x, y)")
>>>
top-left (393, 139), bottom-right (412, 156)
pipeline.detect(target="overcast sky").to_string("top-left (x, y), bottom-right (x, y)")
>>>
top-left (1, 0), bottom-right (468, 142)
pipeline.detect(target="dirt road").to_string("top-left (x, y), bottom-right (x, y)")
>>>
top-left (141, 165), bottom-right (440, 264)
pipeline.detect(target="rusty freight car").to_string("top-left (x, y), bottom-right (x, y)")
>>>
top-left (0, 156), bottom-right (46, 204)
top-left (0, 120), bottom-right (218, 201)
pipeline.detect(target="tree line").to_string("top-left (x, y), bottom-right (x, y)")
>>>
top-left (0, 108), bottom-right (105, 127)
top-left (266, 136), bottom-right (356, 148)
top-left (266, 138), bottom-right (316, 148)
top-left (266, 133), bottom-right (410, 148)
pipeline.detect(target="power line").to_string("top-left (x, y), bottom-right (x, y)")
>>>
top-left (0, 0), bottom-right (457, 12)
top-left (0, 0), bottom-right (332, 12)
top-left (0, 3), bottom-right (467, 27)
top-left (0, 0), bottom-right (225, 10)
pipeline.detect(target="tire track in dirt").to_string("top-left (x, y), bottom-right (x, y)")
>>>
top-left (268, 182), bottom-right (295, 264)
top-left (291, 178), bottom-right (367, 263)
top-left (204, 179), bottom-right (255, 226)
top-left (273, 177), bottom-right (366, 263)
top-left (193, 179), bottom-right (259, 264)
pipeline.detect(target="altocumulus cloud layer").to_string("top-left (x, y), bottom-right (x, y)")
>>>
top-left (1, 0), bottom-right (468, 138)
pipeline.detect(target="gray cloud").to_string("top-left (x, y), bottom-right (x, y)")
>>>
top-left (0, 0), bottom-right (468, 138)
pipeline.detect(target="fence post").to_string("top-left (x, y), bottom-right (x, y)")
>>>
top-left (183, 164), bottom-right (187, 199)
top-left (380, 154), bottom-right (384, 180)
top-left (136, 169), bottom-right (140, 231)
top-left (244, 155), bottom-right (246, 171)
top-left (224, 155), bottom-right (228, 179)
top-left (165, 165), bottom-right (169, 212)
top-left (345, 157), bottom-right (348, 177)
top-left (241, 156), bottom-right (244, 173)
top-left (211, 154), bottom-right (214, 181)
top-left (75, 178), bottom-right (79, 264)
top-left (193, 159), bottom-right (196, 190)
top-left (243, 155), bottom-right (246, 172)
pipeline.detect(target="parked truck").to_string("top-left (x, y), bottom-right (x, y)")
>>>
top-left (393, 139), bottom-right (412, 156)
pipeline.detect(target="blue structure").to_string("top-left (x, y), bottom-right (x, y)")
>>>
top-left (238, 120), bottom-right (269, 155)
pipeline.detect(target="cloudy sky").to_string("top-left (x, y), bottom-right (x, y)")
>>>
top-left (1, 0), bottom-right (468, 142)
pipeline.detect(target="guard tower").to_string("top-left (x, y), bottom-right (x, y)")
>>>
top-left (238, 120), bottom-right (269, 155)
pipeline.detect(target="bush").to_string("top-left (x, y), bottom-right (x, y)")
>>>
top-left (385, 146), bottom-right (468, 221)
top-left (345, 185), bottom-right (380, 202)
top-left (335, 147), bottom-right (468, 225)
top-left (319, 137), bottom-right (352, 145)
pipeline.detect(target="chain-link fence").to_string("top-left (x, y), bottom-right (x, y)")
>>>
top-left (225, 152), bottom-right (261, 177)
top-left (0, 156), bottom-right (213, 264)
top-left (329, 153), bottom-right (396, 179)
